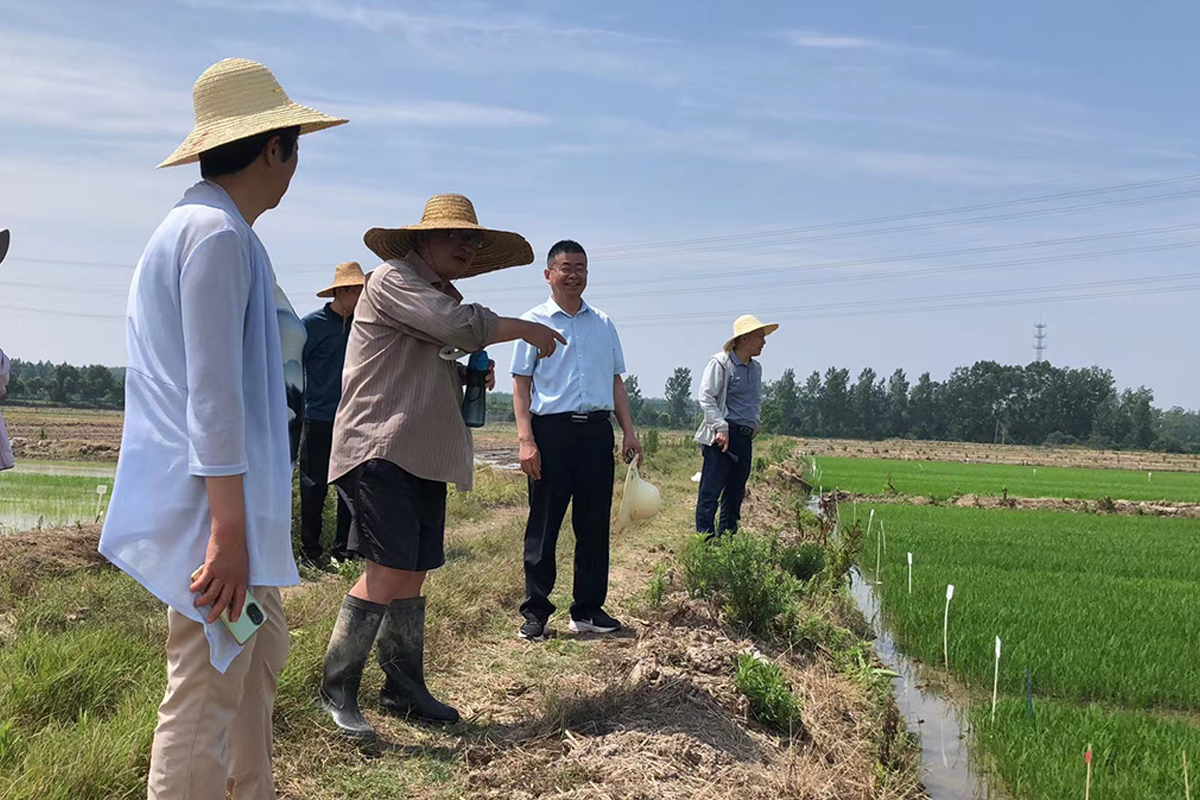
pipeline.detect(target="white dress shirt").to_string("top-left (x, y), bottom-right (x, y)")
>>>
top-left (510, 298), bottom-right (625, 416)
top-left (100, 181), bottom-right (300, 673)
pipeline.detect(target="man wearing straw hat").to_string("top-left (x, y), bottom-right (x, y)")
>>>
top-left (319, 194), bottom-right (565, 739)
top-left (511, 240), bottom-right (642, 642)
top-left (98, 59), bottom-right (345, 799)
top-left (298, 261), bottom-right (364, 567)
top-left (694, 314), bottom-right (779, 538)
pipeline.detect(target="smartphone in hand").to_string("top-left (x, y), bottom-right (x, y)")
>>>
top-left (190, 566), bottom-right (268, 644)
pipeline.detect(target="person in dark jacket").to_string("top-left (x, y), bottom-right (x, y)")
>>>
top-left (299, 261), bottom-right (363, 565)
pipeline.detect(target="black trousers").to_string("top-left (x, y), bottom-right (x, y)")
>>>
top-left (521, 413), bottom-right (615, 621)
top-left (299, 420), bottom-right (351, 561)
top-left (695, 425), bottom-right (754, 536)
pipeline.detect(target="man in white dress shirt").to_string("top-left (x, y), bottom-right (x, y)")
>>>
top-left (99, 59), bottom-right (345, 799)
top-left (511, 240), bottom-right (642, 641)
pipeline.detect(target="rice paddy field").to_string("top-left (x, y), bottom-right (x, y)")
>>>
top-left (817, 454), bottom-right (1200, 503)
top-left (0, 463), bottom-right (116, 533)
top-left (856, 491), bottom-right (1200, 797)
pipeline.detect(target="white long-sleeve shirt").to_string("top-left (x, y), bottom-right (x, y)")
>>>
top-left (100, 180), bottom-right (300, 672)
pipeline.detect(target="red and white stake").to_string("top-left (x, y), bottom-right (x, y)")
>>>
top-left (1085, 744), bottom-right (1093, 800)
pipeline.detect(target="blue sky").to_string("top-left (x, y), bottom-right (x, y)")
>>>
top-left (2, 0), bottom-right (1199, 406)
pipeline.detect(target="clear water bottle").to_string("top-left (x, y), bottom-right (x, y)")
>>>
top-left (461, 350), bottom-right (488, 428)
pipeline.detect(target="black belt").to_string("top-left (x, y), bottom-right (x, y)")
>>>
top-left (539, 411), bottom-right (611, 423)
top-left (729, 424), bottom-right (755, 437)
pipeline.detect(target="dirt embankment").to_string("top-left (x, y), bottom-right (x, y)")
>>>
top-left (792, 436), bottom-right (1200, 473)
top-left (4, 406), bottom-right (123, 461)
top-left (827, 489), bottom-right (1200, 519)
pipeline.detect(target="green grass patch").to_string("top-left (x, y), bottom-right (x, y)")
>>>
top-left (734, 651), bottom-right (804, 733)
top-left (817, 455), bottom-right (1200, 502)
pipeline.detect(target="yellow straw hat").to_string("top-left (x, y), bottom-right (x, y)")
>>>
top-left (724, 314), bottom-right (780, 351)
top-left (158, 58), bottom-right (347, 169)
top-left (364, 194), bottom-right (535, 279)
top-left (317, 261), bottom-right (365, 298)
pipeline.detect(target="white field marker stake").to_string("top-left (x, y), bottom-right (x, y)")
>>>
top-left (881, 520), bottom-right (887, 554)
top-left (94, 484), bottom-right (109, 521)
top-left (866, 508), bottom-right (875, 538)
top-left (991, 636), bottom-right (1002, 722)
top-left (943, 584), bottom-right (955, 670)
top-left (907, 552), bottom-right (913, 594)
top-left (1148, 471), bottom-right (1153, 483)
top-left (1185, 750), bottom-right (1192, 800)
top-left (875, 528), bottom-right (882, 585)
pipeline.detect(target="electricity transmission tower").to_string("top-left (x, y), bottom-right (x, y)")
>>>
top-left (1033, 321), bottom-right (1048, 362)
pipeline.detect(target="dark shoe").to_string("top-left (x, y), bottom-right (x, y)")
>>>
top-left (377, 597), bottom-right (460, 724)
top-left (568, 609), bottom-right (620, 634)
top-left (518, 617), bottom-right (549, 641)
top-left (319, 595), bottom-right (386, 739)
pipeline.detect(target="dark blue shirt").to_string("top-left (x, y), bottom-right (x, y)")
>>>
top-left (302, 303), bottom-right (352, 423)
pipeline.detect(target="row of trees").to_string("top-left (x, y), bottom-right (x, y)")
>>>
top-left (7, 357), bottom-right (1198, 452)
top-left (621, 360), bottom-right (1199, 453)
top-left (5, 360), bottom-right (125, 407)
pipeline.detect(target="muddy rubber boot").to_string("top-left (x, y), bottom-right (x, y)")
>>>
top-left (320, 595), bottom-right (386, 739)
top-left (377, 597), bottom-right (460, 723)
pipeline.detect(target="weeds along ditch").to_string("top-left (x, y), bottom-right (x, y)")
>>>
top-left (816, 455), bottom-right (1200, 503)
top-left (856, 501), bottom-right (1200, 798)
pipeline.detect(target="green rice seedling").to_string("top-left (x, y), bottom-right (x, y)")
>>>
top-left (867, 505), bottom-right (1200, 708)
top-left (817, 456), bottom-right (1200, 502)
top-left (972, 698), bottom-right (1200, 800)
top-left (734, 651), bottom-right (803, 733)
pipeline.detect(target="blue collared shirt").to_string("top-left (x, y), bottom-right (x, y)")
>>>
top-left (302, 303), bottom-right (352, 423)
top-left (725, 350), bottom-right (762, 428)
top-left (510, 298), bottom-right (626, 415)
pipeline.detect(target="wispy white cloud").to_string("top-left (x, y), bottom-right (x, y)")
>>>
top-left (783, 28), bottom-right (998, 69)
top-left (0, 29), bottom-right (189, 138)
top-left (335, 101), bottom-right (547, 128)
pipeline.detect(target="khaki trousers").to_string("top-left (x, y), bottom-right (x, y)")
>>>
top-left (147, 586), bottom-right (288, 800)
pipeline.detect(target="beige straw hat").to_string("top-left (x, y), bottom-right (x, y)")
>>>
top-left (158, 58), bottom-right (347, 169)
top-left (0, 230), bottom-right (8, 266)
top-left (364, 194), bottom-right (535, 278)
top-left (317, 261), bottom-right (365, 298)
top-left (724, 314), bottom-right (780, 351)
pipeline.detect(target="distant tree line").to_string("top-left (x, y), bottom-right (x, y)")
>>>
top-left (5, 360), bottom-right (125, 408)
top-left (8, 357), bottom-right (1198, 452)
top-left (621, 360), bottom-right (1200, 453)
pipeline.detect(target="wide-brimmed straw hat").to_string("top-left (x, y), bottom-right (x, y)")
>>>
top-left (317, 261), bottom-right (365, 298)
top-left (724, 314), bottom-right (780, 351)
top-left (158, 58), bottom-right (347, 169)
top-left (364, 194), bottom-right (534, 279)
top-left (0, 230), bottom-right (9, 266)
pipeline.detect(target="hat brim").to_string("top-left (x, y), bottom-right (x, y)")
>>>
top-left (316, 278), bottom-right (364, 298)
top-left (363, 223), bottom-right (534, 278)
top-left (158, 103), bottom-right (348, 168)
top-left (724, 322), bottom-right (779, 351)
top-left (0, 229), bottom-right (9, 266)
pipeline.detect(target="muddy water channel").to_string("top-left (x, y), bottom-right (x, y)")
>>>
top-left (851, 570), bottom-right (996, 799)
top-left (812, 495), bottom-right (996, 798)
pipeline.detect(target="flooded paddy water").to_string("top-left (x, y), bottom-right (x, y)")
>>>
top-left (0, 460), bottom-right (116, 533)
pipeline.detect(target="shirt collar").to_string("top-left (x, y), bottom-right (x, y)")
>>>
top-left (183, 180), bottom-right (250, 228)
top-left (729, 351), bottom-right (752, 367)
top-left (396, 251), bottom-right (464, 302)
top-left (545, 296), bottom-right (591, 318)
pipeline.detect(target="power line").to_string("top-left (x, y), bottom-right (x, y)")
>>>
top-left (590, 174), bottom-right (1200, 256)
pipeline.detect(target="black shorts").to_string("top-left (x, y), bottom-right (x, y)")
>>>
top-left (335, 459), bottom-right (447, 572)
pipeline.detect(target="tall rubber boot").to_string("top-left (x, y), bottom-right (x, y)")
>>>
top-left (377, 597), bottom-right (460, 723)
top-left (319, 595), bottom-right (386, 738)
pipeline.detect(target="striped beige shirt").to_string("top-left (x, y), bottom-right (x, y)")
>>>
top-left (329, 253), bottom-right (499, 490)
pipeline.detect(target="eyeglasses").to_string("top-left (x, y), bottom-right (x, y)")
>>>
top-left (445, 230), bottom-right (486, 250)
top-left (553, 266), bottom-right (588, 276)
